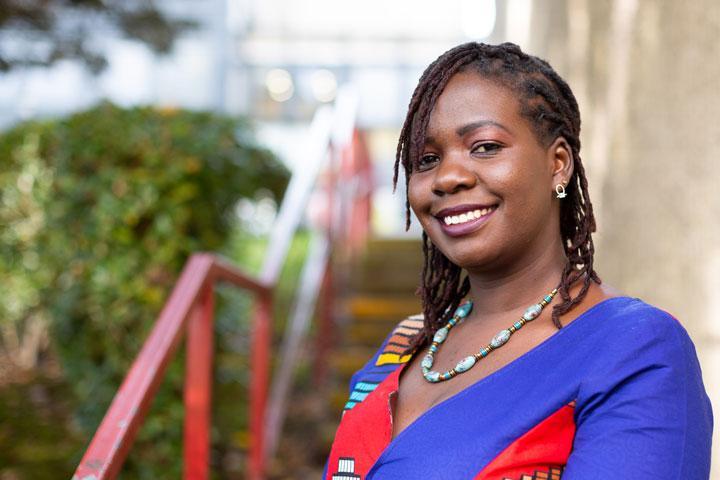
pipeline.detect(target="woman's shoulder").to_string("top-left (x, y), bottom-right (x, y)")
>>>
top-left (569, 282), bottom-right (684, 336)
top-left (583, 295), bottom-right (692, 349)
top-left (566, 296), bottom-right (713, 478)
top-left (575, 295), bottom-right (704, 388)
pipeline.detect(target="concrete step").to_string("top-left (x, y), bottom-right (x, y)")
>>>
top-left (349, 239), bottom-right (423, 294)
top-left (328, 238), bottom-right (425, 415)
top-left (330, 347), bottom-right (377, 378)
top-left (349, 269), bottom-right (421, 295)
top-left (345, 322), bottom-right (395, 347)
top-left (338, 294), bottom-right (421, 346)
top-left (345, 294), bottom-right (421, 321)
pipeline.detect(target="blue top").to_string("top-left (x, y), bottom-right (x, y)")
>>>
top-left (324, 297), bottom-right (714, 479)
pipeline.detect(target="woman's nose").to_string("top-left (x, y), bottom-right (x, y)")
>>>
top-left (431, 154), bottom-right (477, 196)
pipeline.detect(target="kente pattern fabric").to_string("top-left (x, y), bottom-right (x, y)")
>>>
top-left (324, 297), bottom-right (713, 479)
top-left (342, 314), bottom-right (421, 412)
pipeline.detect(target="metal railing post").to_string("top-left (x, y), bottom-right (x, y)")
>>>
top-left (248, 292), bottom-right (273, 480)
top-left (183, 285), bottom-right (215, 480)
top-left (313, 265), bottom-right (334, 387)
top-left (72, 254), bottom-right (215, 480)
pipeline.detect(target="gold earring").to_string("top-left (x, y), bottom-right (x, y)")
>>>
top-left (555, 183), bottom-right (567, 199)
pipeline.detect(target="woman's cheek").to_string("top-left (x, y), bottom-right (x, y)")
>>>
top-left (407, 178), bottom-right (430, 213)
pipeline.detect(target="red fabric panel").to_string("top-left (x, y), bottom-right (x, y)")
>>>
top-left (324, 367), bottom-right (403, 480)
top-left (474, 402), bottom-right (576, 479)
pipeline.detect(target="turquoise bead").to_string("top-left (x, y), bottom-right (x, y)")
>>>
top-left (433, 327), bottom-right (448, 343)
top-left (420, 291), bottom-right (552, 384)
top-left (455, 302), bottom-right (473, 318)
top-left (455, 355), bottom-right (476, 373)
top-left (425, 371), bottom-right (440, 382)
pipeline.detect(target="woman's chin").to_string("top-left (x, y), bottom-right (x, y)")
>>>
top-left (435, 245), bottom-right (501, 272)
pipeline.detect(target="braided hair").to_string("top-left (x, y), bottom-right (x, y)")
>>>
top-left (393, 42), bottom-right (601, 351)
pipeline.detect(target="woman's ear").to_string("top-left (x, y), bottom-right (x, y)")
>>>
top-left (549, 136), bottom-right (574, 186)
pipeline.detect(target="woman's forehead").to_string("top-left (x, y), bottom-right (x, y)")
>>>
top-left (424, 72), bottom-right (528, 137)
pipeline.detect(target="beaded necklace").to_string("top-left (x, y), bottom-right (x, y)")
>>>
top-left (421, 288), bottom-right (558, 383)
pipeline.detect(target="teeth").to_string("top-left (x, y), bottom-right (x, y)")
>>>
top-left (443, 207), bottom-right (494, 226)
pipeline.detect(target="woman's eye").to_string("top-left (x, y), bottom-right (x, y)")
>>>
top-left (472, 142), bottom-right (501, 154)
top-left (417, 154), bottom-right (439, 171)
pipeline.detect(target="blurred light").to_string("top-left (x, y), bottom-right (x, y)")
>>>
top-left (265, 68), bottom-right (294, 102)
top-left (310, 69), bottom-right (337, 103)
top-left (461, 0), bottom-right (496, 39)
top-left (16, 172), bottom-right (34, 194)
top-left (234, 195), bottom-right (278, 235)
top-left (506, 0), bottom-right (533, 50)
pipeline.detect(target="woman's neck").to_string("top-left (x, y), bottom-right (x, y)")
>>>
top-left (465, 240), bottom-right (568, 319)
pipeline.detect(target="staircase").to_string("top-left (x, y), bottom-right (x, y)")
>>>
top-left (329, 238), bottom-right (423, 412)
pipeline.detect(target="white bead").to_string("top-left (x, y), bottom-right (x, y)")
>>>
top-left (523, 304), bottom-right (543, 321)
top-left (490, 329), bottom-right (511, 348)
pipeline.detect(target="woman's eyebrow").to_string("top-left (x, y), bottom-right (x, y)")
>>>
top-left (424, 120), bottom-right (511, 146)
top-left (456, 120), bottom-right (511, 137)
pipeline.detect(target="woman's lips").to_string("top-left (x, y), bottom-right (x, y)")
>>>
top-left (435, 205), bottom-right (497, 237)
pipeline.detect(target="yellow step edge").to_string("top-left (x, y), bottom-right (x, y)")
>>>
top-left (345, 296), bottom-right (421, 318)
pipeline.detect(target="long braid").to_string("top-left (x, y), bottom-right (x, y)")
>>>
top-left (397, 42), bottom-right (601, 351)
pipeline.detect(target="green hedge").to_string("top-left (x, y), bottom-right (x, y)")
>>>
top-left (0, 103), bottom-right (289, 478)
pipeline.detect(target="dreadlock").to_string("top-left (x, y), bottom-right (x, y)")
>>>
top-left (393, 42), bottom-right (601, 352)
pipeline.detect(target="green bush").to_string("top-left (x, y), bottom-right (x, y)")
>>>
top-left (0, 103), bottom-right (289, 478)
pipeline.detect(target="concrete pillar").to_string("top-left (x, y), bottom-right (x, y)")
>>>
top-left (522, 0), bottom-right (720, 473)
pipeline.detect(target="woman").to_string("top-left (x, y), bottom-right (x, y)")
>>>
top-left (324, 42), bottom-right (713, 479)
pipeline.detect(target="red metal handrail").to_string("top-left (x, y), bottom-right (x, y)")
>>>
top-left (72, 254), bottom-right (272, 480)
top-left (72, 87), bottom-right (371, 480)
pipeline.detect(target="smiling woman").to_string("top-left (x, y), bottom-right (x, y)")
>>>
top-left (324, 43), bottom-right (713, 480)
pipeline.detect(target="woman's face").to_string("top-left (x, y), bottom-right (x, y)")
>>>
top-left (407, 71), bottom-right (571, 274)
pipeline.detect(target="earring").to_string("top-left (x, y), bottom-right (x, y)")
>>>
top-left (555, 183), bottom-right (567, 199)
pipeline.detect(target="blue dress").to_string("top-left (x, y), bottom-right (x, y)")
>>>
top-left (324, 297), bottom-right (713, 479)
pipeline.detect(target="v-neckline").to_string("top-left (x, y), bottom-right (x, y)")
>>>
top-left (385, 296), bottom-right (635, 446)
